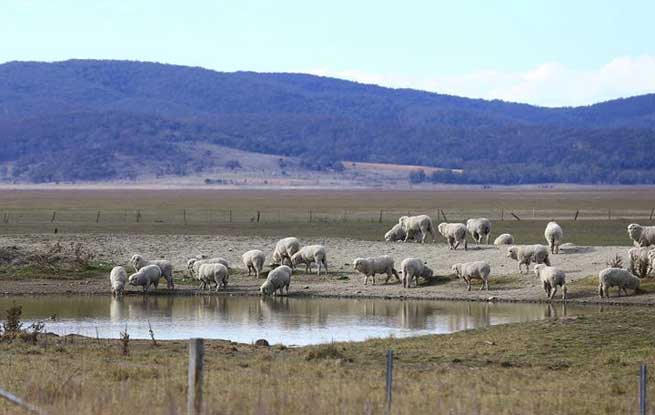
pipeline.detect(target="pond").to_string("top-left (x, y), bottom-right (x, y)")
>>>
top-left (0, 295), bottom-right (599, 346)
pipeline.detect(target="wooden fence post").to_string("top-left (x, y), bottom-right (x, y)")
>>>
top-left (640, 364), bottom-right (647, 415)
top-left (501, 208), bottom-right (504, 221)
top-left (229, 209), bottom-right (233, 223)
top-left (608, 209), bottom-right (611, 220)
top-left (574, 210), bottom-right (579, 221)
top-left (511, 212), bottom-right (521, 221)
top-left (650, 208), bottom-right (654, 221)
top-left (188, 338), bottom-right (204, 415)
top-left (386, 350), bottom-right (394, 414)
top-left (257, 211), bottom-right (261, 223)
top-left (50, 211), bottom-right (56, 223)
top-left (96, 211), bottom-right (101, 224)
top-left (309, 209), bottom-right (313, 223)
top-left (379, 209), bottom-right (383, 223)
top-left (183, 209), bottom-right (187, 226)
top-left (440, 209), bottom-right (448, 222)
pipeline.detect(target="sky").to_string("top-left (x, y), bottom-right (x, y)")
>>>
top-left (2, 0), bottom-right (654, 107)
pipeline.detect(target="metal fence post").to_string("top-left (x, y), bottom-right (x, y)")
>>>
top-left (640, 364), bottom-right (647, 415)
top-left (188, 338), bottom-right (204, 415)
top-left (386, 350), bottom-right (393, 413)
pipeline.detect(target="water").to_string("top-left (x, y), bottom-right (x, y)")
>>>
top-left (0, 295), bottom-right (597, 346)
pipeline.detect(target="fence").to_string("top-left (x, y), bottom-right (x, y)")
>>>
top-left (1, 207), bottom-right (655, 227)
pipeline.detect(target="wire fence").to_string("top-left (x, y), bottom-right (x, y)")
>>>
top-left (0, 207), bottom-right (654, 226)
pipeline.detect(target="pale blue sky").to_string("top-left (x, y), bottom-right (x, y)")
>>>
top-left (2, 0), bottom-right (654, 106)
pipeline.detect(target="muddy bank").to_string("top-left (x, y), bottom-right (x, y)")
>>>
top-left (0, 233), bottom-right (651, 305)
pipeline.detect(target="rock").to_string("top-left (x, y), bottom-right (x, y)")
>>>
top-left (255, 338), bottom-right (270, 347)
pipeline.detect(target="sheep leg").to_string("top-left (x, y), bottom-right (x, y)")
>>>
top-left (466, 279), bottom-right (471, 291)
top-left (323, 259), bottom-right (328, 273)
top-left (391, 268), bottom-right (400, 282)
top-left (550, 286), bottom-right (558, 300)
top-left (453, 240), bottom-right (460, 250)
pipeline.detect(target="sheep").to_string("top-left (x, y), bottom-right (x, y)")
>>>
top-left (544, 221), bottom-right (564, 254)
top-left (533, 264), bottom-right (567, 300)
top-left (598, 267), bottom-right (640, 298)
top-left (260, 265), bottom-right (292, 296)
top-left (399, 215), bottom-right (435, 243)
top-left (451, 261), bottom-right (491, 291)
top-left (191, 257), bottom-right (230, 279)
top-left (494, 233), bottom-right (514, 246)
top-left (438, 222), bottom-right (468, 250)
top-left (629, 247), bottom-right (651, 278)
top-left (129, 255), bottom-right (175, 289)
top-left (507, 245), bottom-right (551, 274)
top-left (400, 258), bottom-right (433, 288)
top-left (128, 264), bottom-right (162, 293)
top-left (290, 245), bottom-right (328, 276)
top-left (197, 263), bottom-right (229, 291)
top-left (271, 237), bottom-right (301, 266)
top-left (466, 218), bottom-right (492, 244)
top-left (384, 223), bottom-right (406, 242)
top-left (353, 255), bottom-right (400, 285)
top-left (186, 255), bottom-right (208, 275)
top-left (109, 266), bottom-right (127, 296)
top-left (242, 249), bottom-right (266, 278)
top-left (627, 223), bottom-right (655, 247)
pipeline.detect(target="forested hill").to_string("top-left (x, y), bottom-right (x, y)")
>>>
top-left (1, 59), bottom-right (655, 184)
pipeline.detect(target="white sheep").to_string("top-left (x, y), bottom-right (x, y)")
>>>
top-left (598, 267), bottom-right (640, 298)
top-left (438, 222), bottom-right (468, 250)
top-left (627, 223), bottom-right (655, 247)
top-left (242, 249), bottom-right (266, 278)
top-left (493, 233), bottom-right (514, 246)
top-left (400, 258), bottom-right (433, 288)
top-left (466, 218), bottom-right (492, 244)
top-left (451, 261), bottom-right (491, 291)
top-left (271, 237), bottom-right (301, 266)
top-left (197, 263), bottom-right (229, 291)
top-left (629, 247), bottom-right (651, 278)
top-left (533, 264), bottom-right (567, 300)
top-left (544, 221), bottom-right (564, 254)
top-left (129, 255), bottom-right (175, 289)
top-left (260, 265), bottom-right (292, 296)
top-left (398, 215), bottom-right (435, 243)
top-left (353, 255), bottom-right (400, 285)
top-left (290, 245), bottom-right (328, 276)
top-left (384, 223), bottom-right (407, 242)
top-left (128, 264), bottom-right (162, 293)
top-left (109, 266), bottom-right (127, 296)
top-left (191, 257), bottom-right (230, 279)
top-left (507, 245), bottom-right (551, 274)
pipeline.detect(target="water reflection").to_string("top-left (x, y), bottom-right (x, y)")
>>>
top-left (0, 295), bottom-right (597, 346)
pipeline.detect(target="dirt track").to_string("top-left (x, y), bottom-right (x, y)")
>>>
top-left (0, 233), bottom-right (652, 305)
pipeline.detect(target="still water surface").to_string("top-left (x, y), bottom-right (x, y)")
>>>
top-left (0, 295), bottom-right (598, 345)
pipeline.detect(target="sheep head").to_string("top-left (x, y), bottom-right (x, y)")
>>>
top-left (627, 224), bottom-right (643, 241)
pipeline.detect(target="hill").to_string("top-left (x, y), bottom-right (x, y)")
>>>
top-left (0, 59), bottom-right (654, 184)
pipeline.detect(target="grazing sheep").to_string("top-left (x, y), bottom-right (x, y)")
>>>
top-left (109, 266), bottom-right (127, 296)
top-left (353, 255), bottom-right (400, 285)
top-left (290, 245), bottom-right (328, 275)
top-left (398, 215), bottom-right (435, 243)
top-left (400, 258), bottom-right (433, 288)
top-left (129, 255), bottom-right (175, 289)
top-left (544, 221), bottom-right (564, 254)
top-left (197, 263), bottom-right (229, 291)
top-left (384, 223), bottom-right (407, 242)
top-left (260, 265), bottom-right (292, 296)
top-left (128, 264), bottom-right (162, 293)
top-left (242, 249), bottom-right (266, 278)
top-left (494, 233), bottom-right (514, 246)
top-left (533, 264), bottom-right (567, 300)
top-left (466, 218), bottom-right (492, 244)
top-left (598, 267), bottom-right (640, 298)
top-left (629, 247), bottom-right (651, 278)
top-left (191, 258), bottom-right (230, 278)
top-left (271, 237), bottom-right (301, 266)
top-left (507, 245), bottom-right (551, 274)
top-left (438, 222), bottom-right (468, 250)
top-left (627, 223), bottom-right (655, 247)
top-left (451, 261), bottom-right (491, 291)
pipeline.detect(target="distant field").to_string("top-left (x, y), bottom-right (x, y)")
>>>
top-left (344, 161), bottom-right (462, 174)
top-left (0, 188), bottom-right (654, 245)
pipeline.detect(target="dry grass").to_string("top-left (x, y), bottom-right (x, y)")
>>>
top-left (0, 308), bottom-right (654, 414)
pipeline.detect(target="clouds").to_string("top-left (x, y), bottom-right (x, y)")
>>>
top-left (306, 56), bottom-right (655, 107)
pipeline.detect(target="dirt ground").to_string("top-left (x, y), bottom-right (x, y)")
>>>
top-left (1, 233), bottom-right (651, 305)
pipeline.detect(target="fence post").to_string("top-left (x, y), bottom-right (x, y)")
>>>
top-left (511, 212), bottom-right (521, 221)
top-left (188, 338), bottom-right (204, 415)
top-left (574, 210), bottom-right (579, 221)
top-left (501, 208), bottom-right (504, 221)
top-left (650, 209), bottom-right (654, 222)
top-left (50, 211), bottom-right (56, 223)
top-left (309, 209), bottom-right (313, 223)
top-left (608, 209), bottom-right (611, 220)
top-left (96, 211), bottom-right (100, 224)
top-left (440, 209), bottom-right (448, 223)
top-left (436, 208), bottom-right (440, 223)
top-left (183, 209), bottom-right (187, 226)
top-left (640, 364), bottom-right (647, 415)
top-left (379, 209), bottom-right (383, 223)
top-left (257, 211), bottom-right (261, 223)
top-left (386, 350), bottom-right (393, 413)
top-left (229, 209), bottom-right (233, 223)
top-left (136, 210), bottom-right (141, 223)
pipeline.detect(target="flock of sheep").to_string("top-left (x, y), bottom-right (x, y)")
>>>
top-left (107, 215), bottom-right (653, 301)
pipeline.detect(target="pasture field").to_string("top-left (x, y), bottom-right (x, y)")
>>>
top-left (0, 307), bottom-right (653, 414)
top-left (0, 187), bottom-right (654, 244)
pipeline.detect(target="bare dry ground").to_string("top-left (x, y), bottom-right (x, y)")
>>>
top-left (1, 232), bottom-right (652, 305)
